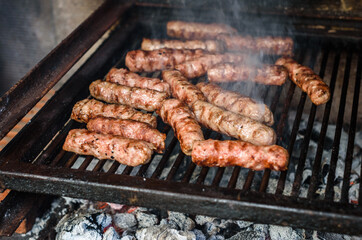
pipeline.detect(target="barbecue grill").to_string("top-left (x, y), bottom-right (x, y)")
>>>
top-left (0, 0), bottom-right (361, 236)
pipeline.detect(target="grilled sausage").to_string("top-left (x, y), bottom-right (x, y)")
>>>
top-left (207, 63), bottom-right (288, 85)
top-left (158, 99), bottom-right (204, 155)
top-left (196, 82), bottom-right (274, 126)
top-left (106, 68), bottom-right (171, 95)
top-left (125, 48), bottom-right (205, 72)
top-left (63, 129), bottom-right (155, 166)
top-left (87, 117), bottom-right (166, 153)
top-left (217, 34), bottom-right (294, 56)
top-left (192, 139), bottom-right (288, 171)
top-left (89, 80), bottom-right (169, 112)
top-left (167, 21), bottom-right (237, 40)
top-left (71, 99), bottom-right (157, 128)
top-left (175, 53), bottom-right (250, 78)
top-left (191, 100), bottom-right (276, 146)
top-left (141, 38), bottom-right (224, 53)
top-left (275, 57), bottom-right (330, 105)
top-left (162, 70), bottom-right (206, 106)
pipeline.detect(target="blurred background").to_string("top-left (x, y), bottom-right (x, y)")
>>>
top-left (0, 0), bottom-right (104, 96)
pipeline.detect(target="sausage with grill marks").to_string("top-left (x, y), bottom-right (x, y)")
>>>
top-left (192, 139), bottom-right (289, 171)
top-left (106, 68), bottom-right (171, 95)
top-left (89, 80), bottom-right (169, 112)
top-left (191, 100), bottom-right (276, 146)
top-left (63, 129), bottom-right (155, 166)
top-left (167, 21), bottom-right (237, 40)
top-left (87, 117), bottom-right (166, 153)
top-left (125, 48), bottom-right (205, 72)
top-left (175, 53), bottom-right (250, 79)
top-left (158, 99), bottom-right (204, 155)
top-left (207, 63), bottom-right (288, 85)
top-left (275, 57), bottom-right (330, 105)
top-left (141, 38), bottom-right (224, 53)
top-left (71, 99), bottom-right (157, 128)
top-left (196, 82), bottom-right (274, 126)
top-left (162, 70), bottom-right (206, 106)
top-left (217, 34), bottom-right (294, 56)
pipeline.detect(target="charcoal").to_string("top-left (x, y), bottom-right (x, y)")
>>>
top-left (135, 225), bottom-right (195, 240)
top-left (195, 215), bottom-right (216, 226)
top-left (103, 226), bottom-right (121, 240)
top-left (136, 211), bottom-right (159, 228)
top-left (203, 222), bottom-right (220, 236)
top-left (113, 213), bottom-right (137, 229)
top-left (269, 225), bottom-right (305, 240)
top-left (168, 211), bottom-right (195, 231)
top-left (209, 235), bottom-right (225, 240)
top-left (193, 229), bottom-right (207, 240)
top-left (235, 220), bottom-right (253, 230)
top-left (226, 231), bottom-right (266, 240)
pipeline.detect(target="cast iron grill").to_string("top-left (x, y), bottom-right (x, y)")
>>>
top-left (0, 0), bottom-right (361, 236)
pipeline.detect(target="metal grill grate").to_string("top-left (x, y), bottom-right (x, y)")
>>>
top-left (0, 2), bottom-right (361, 235)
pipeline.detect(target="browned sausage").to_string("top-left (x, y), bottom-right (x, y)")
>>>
top-left (87, 117), bottom-right (166, 153)
top-left (141, 38), bottom-right (224, 53)
top-left (207, 63), bottom-right (288, 85)
top-left (89, 80), bottom-right (169, 112)
top-left (167, 21), bottom-right (237, 40)
top-left (196, 82), bottom-right (274, 126)
top-left (162, 70), bottom-right (206, 106)
top-left (191, 100), bottom-right (276, 146)
top-left (106, 68), bottom-right (171, 95)
top-left (192, 139), bottom-right (288, 171)
top-left (275, 57), bottom-right (330, 105)
top-left (63, 129), bottom-right (155, 166)
top-left (158, 99), bottom-right (204, 155)
top-left (71, 99), bottom-right (157, 128)
top-left (125, 48), bottom-right (205, 72)
top-left (175, 53), bottom-right (250, 78)
top-left (217, 34), bottom-right (293, 56)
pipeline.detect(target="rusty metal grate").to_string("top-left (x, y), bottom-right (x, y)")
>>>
top-left (0, 1), bottom-right (361, 236)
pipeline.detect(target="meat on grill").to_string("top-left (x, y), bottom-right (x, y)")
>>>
top-left (87, 117), bottom-right (166, 153)
top-left (125, 48), bottom-right (205, 72)
top-left (167, 21), bottom-right (237, 40)
top-left (217, 34), bottom-right (294, 56)
top-left (191, 100), bottom-right (276, 146)
top-left (106, 68), bottom-right (171, 95)
top-left (192, 139), bottom-right (288, 171)
top-left (196, 82), bottom-right (274, 126)
top-left (141, 38), bottom-right (224, 53)
top-left (158, 99), bottom-right (204, 155)
top-left (71, 99), bottom-right (157, 128)
top-left (63, 129), bottom-right (155, 166)
top-left (207, 63), bottom-right (288, 85)
top-left (275, 57), bottom-right (330, 105)
top-left (162, 70), bottom-right (206, 106)
top-left (175, 53), bottom-right (250, 79)
top-left (89, 80), bottom-right (169, 112)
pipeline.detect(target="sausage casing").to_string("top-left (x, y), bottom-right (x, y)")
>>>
top-left (87, 117), bottom-right (166, 153)
top-left (276, 57), bottom-right (330, 105)
top-left (158, 99), bottom-right (204, 155)
top-left (141, 38), bottom-right (224, 53)
top-left (191, 100), bottom-right (276, 146)
top-left (217, 34), bottom-right (294, 56)
top-left (125, 48), bottom-right (205, 72)
top-left (192, 139), bottom-right (288, 171)
top-left (196, 82), bottom-right (274, 126)
top-left (162, 70), bottom-right (206, 106)
top-left (175, 53), bottom-right (250, 78)
top-left (89, 80), bottom-right (168, 112)
top-left (167, 21), bottom-right (237, 40)
top-left (106, 68), bottom-right (171, 95)
top-left (71, 99), bottom-right (157, 128)
top-left (63, 129), bottom-right (155, 166)
top-left (207, 63), bottom-right (288, 85)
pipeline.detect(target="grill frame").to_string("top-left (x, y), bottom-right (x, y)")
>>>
top-left (0, 1), bottom-right (362, 235)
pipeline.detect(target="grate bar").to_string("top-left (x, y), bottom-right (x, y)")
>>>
top-left (181, 163), bottom-right (197, 183)
top-left (122, 166), bottom-right (134, 175)
top-left (307, 51), bottom-right (341, 199)
top-left (211, 167), bottom-right (225, 187)
top-left (107, 162), bottom-right (120, 174)
top-left (341, 53), bottom-right (362, 203)
top-left (325, 51), bottom-right (353, 201)
top-left (243, 171), bottom-right (255, 190)
top-left (78, 156), bottom-right (94, 171)
top-left (227, 167), bottom-right (241, 189)
top-left (166, 152), bottom-right (186, 181)
top-left (93, 160), bottom-right (107, 172)
top-left (196, 167), bottom-right (210, 185)
top-left (151, 137), bottom-right (178, 179)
